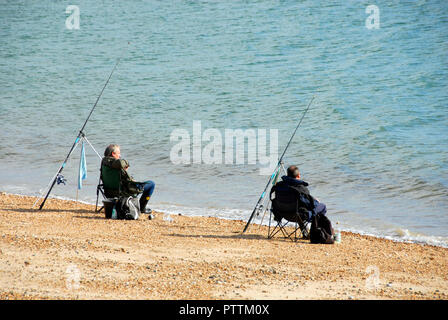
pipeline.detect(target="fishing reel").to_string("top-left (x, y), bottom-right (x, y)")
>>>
top-left (56, 174), bottom-right (67, 185)
top-left (256, 204), bottom-right (264, 216)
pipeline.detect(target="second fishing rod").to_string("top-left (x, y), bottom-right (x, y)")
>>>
top-left (242, 95), bottom-right (315, 233)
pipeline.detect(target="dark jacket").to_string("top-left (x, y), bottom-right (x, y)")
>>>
top-left (101, 156), bottom-right (140, 197)
top-left (101, 156), bottom-right (129, 171)
top-left (270, 176), bottom-right (316, 213)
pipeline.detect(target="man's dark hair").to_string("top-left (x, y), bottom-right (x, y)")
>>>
top-left (287, 165), bottom-right (300, 178)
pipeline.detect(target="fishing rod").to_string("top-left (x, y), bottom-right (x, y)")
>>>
top-left (242, 95), bottom-right (315, 233)
top-left (37, 52), bottom-right (126, 210)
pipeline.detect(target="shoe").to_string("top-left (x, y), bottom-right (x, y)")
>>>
top-left (141, 208), bottom-right (153, 214)
top-left (148, 213), bottom-right (155, 220)
top-left (301, 228), bottom-right (310, 240)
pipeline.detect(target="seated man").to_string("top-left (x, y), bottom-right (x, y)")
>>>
top-left (270, 165), bottom-right (326, 222)
top-left (101, 144), bottom-right (155, 214)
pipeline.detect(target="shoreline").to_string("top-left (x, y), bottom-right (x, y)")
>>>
top-left (1, 192), bottom-right (447, 300)
top-left (7, 191), bottom-right (447, 249)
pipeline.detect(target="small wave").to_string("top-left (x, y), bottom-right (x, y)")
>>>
top-left (153, 204), bottom-right (448, 248)
top-left (390, 228), bottom-right (448, 247)
top-left (2, 189), bottom-right (447, 248)
top-left (339, 226), bottom-right (448, 248)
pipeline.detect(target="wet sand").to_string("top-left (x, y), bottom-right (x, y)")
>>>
top-left (0, 192), bottom-right (447, 300)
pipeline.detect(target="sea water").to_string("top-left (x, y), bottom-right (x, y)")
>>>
top-left (0, 0), bottom-right (447, 247)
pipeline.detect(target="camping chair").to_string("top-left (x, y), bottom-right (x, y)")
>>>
top-left (95, 164), bottom-right (143, 213)
top-left (268, 189), bottom-right (312, 242)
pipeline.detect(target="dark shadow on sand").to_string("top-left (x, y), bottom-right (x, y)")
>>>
top-left (166, 232), bottom-right (311, 244)
top-left (3, 208), bottom-right (95, 214)
top-left (73, 215), bottom-right (105, 220)
top-left (165, 232), bottom-right (268, 241)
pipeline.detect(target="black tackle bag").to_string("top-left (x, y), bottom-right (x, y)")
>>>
top-left (116, 196), bottom-right (140, 220)
top-left (310, 213), bottom-right (334, 244)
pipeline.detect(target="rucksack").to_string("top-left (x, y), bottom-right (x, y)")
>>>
top-left (310, 213), bottom-right (334, 244)
top-left (116, 196), bottom-right (140, 220)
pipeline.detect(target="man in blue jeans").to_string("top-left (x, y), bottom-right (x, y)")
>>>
top-left (102, 144), bottom-right (155, 214)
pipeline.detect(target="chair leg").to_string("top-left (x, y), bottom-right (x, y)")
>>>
top-left (284, 224), bottom-right (300, 242)
top-left (95, 184), bottom-right (107, 213)
top-left (295, 222), bottom-right (298, 241)
top-left (279, 222), bottom-right (290, 238)
top-left (268, 210), bottom-right (283, 239)
top-left (271, 221), bottom-right (296, 241)
top-left (301, 222), bottom-right (310, 239)
top-left (268, 218), bottom-right (305, 242)
top-left (95, 193), bottom-right (104, 213)
top-left (268, 221), bottom-right (281, 239)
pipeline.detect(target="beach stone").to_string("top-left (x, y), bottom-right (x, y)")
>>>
top-left (1, 193), bottom-right (448, 300)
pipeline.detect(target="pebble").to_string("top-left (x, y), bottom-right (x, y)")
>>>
top-left (1, 193), bottom-right (446, 300)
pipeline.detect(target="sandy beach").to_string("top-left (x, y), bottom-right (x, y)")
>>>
top-left (0, 192), bottom-right (447, 300)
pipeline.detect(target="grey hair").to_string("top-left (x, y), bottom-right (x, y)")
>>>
top-left (104, 144), bottom-right (120, 157)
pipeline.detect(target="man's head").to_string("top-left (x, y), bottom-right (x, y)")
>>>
top-left (287, 165), bottom-right (300, 179)
top-left (104, 144), bottom-right (121, 159)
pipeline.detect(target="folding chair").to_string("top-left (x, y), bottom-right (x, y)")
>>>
top-left (268, 190), bottom-right (311, 241)
top-left (95, 163), bottom-right (143, 213)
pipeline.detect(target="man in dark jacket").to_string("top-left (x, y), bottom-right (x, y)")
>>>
top-left (270, 165), bottom-right (326, 221)
top-left (101, 144), bottom-right (155, 214)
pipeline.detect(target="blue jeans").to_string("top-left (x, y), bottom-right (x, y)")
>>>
top-left (137, 180), bottom-right (155, 211)
top-left (313, 200), bottom-right (327, 216)
top-left (139, 180), bottom-right (155, 199)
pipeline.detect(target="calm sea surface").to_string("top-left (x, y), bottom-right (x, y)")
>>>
top-left (1, 1), bottom-right (447, 246)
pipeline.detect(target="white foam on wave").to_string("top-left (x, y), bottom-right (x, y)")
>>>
top-left (150, 203), bottom-right (448, 248)
top-left (389, 228), bottom-right (448, 248)
top-left (152, 202), bottom-right (251, 222)
top-left (2, 188), bottom-right (447, 248)
top-left (335, 225), bottom-right (448, 248)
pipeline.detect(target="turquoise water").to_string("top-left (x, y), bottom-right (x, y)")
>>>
top-left (1, 1), bottom-right (447, 246)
